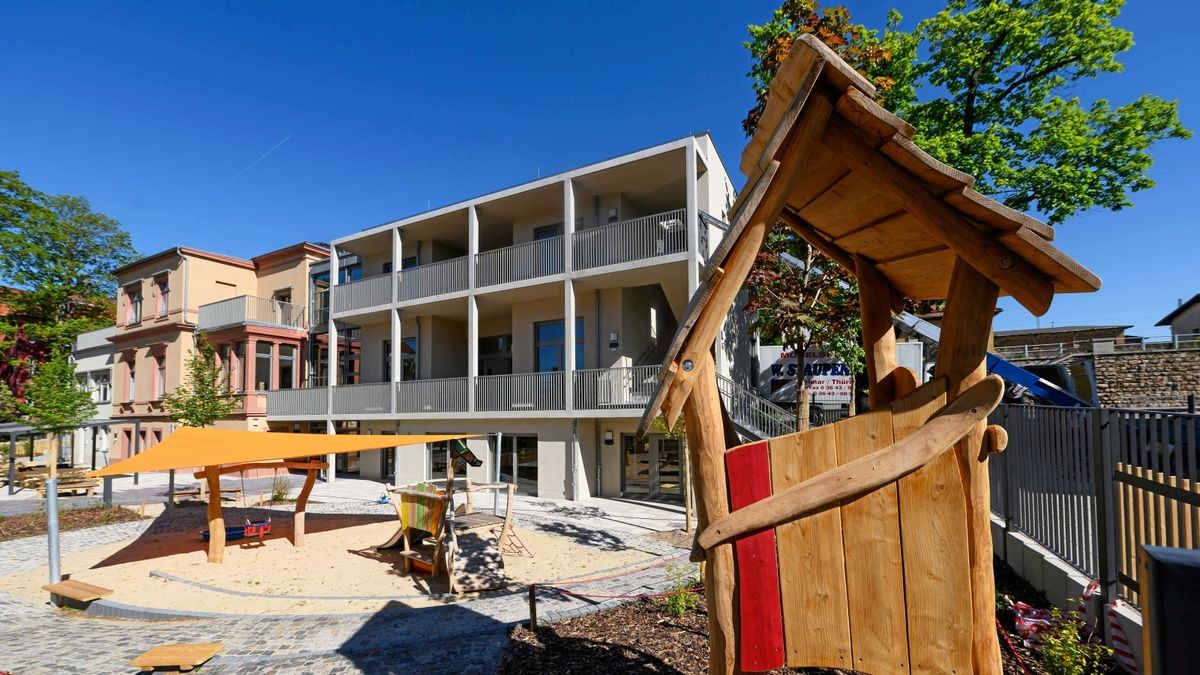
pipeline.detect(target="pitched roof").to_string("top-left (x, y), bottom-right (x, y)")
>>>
top-left (1156, 293), bottom-right (1200, 326)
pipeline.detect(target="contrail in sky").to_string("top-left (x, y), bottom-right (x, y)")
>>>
top-left (224, 134), bottom-right (293, 186)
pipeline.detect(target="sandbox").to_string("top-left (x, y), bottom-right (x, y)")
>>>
top-left (2, 512), bottom-right (655, 616)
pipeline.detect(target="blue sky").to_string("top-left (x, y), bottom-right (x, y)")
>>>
top-left (2, 1), bottom-right (1194, 336)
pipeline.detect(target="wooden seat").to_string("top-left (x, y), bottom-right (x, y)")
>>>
top-left (42, 579), bottom-right (112, 603)
top-left (37, 480), bottom-right (98, 497)
top-left (131, 643), bottom-right (223, 672)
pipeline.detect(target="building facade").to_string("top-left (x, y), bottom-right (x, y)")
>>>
top-left (70, 326), bottom-right (115, 468)
top-left (264, 134), bottom-right (783, 500)
top-left (108, 243), bottom-right (329, 461)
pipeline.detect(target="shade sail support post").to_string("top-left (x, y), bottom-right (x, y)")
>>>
top-left (205, 466), bottom-right (224, 563)
top-left (934, 256), bottom-right (1002, 674)
top-left (294, 468), bottom-right (318, 547)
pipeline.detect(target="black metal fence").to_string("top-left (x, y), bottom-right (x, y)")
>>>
top-left (989, 404), bottom-right (1200, 608)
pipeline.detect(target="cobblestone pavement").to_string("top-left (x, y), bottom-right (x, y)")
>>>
top-left (0, 497), bottom-right (689, 674)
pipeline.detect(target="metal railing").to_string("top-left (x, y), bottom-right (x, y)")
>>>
top-left (399, 256), bottom-right (469, 301)
top-left (573, 209), bottom-right (687, 270)
top-left (475, 237), bottom-right (563, 287)
top-left (989, 404), bottom-right (1200, 608)
top-left (1112, 333), bottom-right (1200, 352)
top-left (264, 388), bottom-right (327, 417)
top-left (332, 382), bottom-right (392, 415)
top-left (716, 373), bottom-right (797, 439)
top-left (573, 365), bottom-right (659, 410)
top-left (332, 273), bottom-right (393, 314)
top-left (197, 295), bottom-right (307, 331)
top-left (396, 377), bottom-right (469, 413)
top-left (474, 372), bottom-right (564, 412)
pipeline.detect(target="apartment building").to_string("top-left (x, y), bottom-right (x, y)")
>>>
top-left (265, 134), bottom-right (791, 500)
top-left (108, 243), bottom-right (329, 461)
top-left (70, 326), bottom-right (115, 468)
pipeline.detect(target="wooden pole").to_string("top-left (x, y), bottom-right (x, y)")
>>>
top-left (205, 466), bottom-right (224, 563)
top-left (855, 254), bottom-right (899, 409)
top-left (934, 257), bottom-right (1002, 674)
top-left (682, 352), bottom-right (737, 675)
top-left (528, 584), bottom-right (539, 630)
top-left (294, 468), bottom-right (317, 547)
top-left (683, 440), bottom-right (693, 534)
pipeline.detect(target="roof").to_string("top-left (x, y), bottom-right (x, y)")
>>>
top-left (994, 325), bottom-right (1131, 337)
top-left (637, 34), bottom-right (1100, 436)
top-left (89, 427), bottom-right (476, 476)
top-left (1156, 293), bottom-right (1200, 326)
top-left (114, 247), bottom-right (256, 275)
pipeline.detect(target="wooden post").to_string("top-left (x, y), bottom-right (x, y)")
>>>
top-left (205, 466), bottom-right (224, 563)
top-left (683, 441), bottom-right (694, 534)
top-left (682, 352), bottom-right (737, 675)
top-left (294, 468), bottom-right (317, 547)
top-left (528, 584), bottom-right (539, 630)
top-left (855, 254), bottom-right (898, 409)
top-left (933, 257), bottom-right (1002, 674)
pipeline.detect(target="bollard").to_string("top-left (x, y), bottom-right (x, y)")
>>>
top-left (528, 585), bottom-right (538, 630)
top-left (46, 477), bottom-right (61, 583)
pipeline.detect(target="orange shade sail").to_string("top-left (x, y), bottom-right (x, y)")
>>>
top-left (88, 427), bottom-right (477, 477)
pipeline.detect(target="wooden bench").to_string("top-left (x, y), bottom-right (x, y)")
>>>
top-left (131, 643), bottom-right (223, 672)
top-left (36, 480), bottom-right (98, 497)
top-left (42, 579), bottom-right (112, 603)
top-left (171, 487), bottom-right (242, 504)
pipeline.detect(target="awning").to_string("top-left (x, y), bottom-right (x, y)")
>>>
top-left (89, 427), bottom-right (476, 477)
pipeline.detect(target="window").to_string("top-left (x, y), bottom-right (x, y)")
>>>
top-left (154, 356), bottom-right (167, 399)
top-left (94, 373), bottom-right (111, 403)
top-left (255, 342), bottom-right (273, 390)
top-left (126, 286), bottom-right (142, 325)
top-left (231, 343), bottom-right (244, 392)
top-left (401, 337), bottom-right (417, 380)
top-left (126, 363), bottom-right (136, 402)
top-left (382, 262), bottom-right (392, 274)
top-left (479, 335), bottom-right (512, 376)
top-left (155, 276), bottom-right (170, 317)
top-left (278, 344), bottom-right (296, 389)
top-left (401, 256), bottom-right (418, 270)
top-left (429, 440), bottom-right (449, 480)
top-left (382, 340), bottom-right (391, 382)
top-left (339, 264), bottom-right (362, 284)
top-left (534, 318), bottom-right (584, 372)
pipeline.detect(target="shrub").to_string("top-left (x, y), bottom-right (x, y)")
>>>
top-left (658, 563), bottom-right (701, 617)
top-left (1036, 606), bottom-right (1112, 675)
top-left (270, 474), bottom-right (291, 502)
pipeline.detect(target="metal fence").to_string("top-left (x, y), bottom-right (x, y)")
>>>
top-left (989, 404), bottom-right (1200, 608)
top-left (573, 365), bottom-right (658, 410)
top-left (264, 388), bottom-right (327, 417)
top-left (572, 209), bottom-right (687, 270)
top-left (332, 273), bottom-right (393, 313)
top-left (395, 377), bottom-right (469, 413)
top-left (474, 372), bottom-right (564, 412)
top-left (399, 257), bottom-right (469, 301)
top-left (332, 382), bottom-right (392, 415)
top-left (475, 237), bottom-right (563, 287)
top-left (716, 373), bottom-right (797, 439)
top-left (197, 295), bottom-right (308, 331)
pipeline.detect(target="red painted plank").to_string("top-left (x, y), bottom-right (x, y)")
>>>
top-left (725, 441), bottom-right (785, 671)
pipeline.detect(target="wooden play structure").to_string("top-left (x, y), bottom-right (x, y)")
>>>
top-left (638, 35), bottom-right (1100, 674)
top-left (376, 471), bottom-right (524, 594)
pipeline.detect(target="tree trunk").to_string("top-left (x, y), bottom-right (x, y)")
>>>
top-left (795, 340), bottom-right (810, 431)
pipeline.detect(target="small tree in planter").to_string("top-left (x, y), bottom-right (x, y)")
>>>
top-left (163, 336), bottom-right (238, 428)
top-left (22, 350), bottom-right (95, 479)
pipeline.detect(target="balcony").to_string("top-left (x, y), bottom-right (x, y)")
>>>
top-left (399, 257), bottom-right (469, 302)
top-left (333, 382), bottom-right (392, 415)
top-left (332, 273), bottom-right (393, 314)
top-left (572, 365), bottom-right (658, 410)
top-left (265, 387), bottom-right (327, 417)
top-left (572, 209), bottom-right (686, 270)
top-left (475, 371), bottom-right (565, 412)
top-left (396, 377), bottom-right (469, 413)
top-left (197, 295), bottom-right (308, 332)
top-left (476, 237), bottom-right (563, 287)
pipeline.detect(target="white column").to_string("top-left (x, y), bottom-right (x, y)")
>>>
top-left (390, 228), bottom-right (401, 414)
top-left (685, 137), bottom-right (700, 297)
top-left (468, 206), bottom-right (479, 412)
top-left (563, 178), bottom-right (576, 411)
top-left (326, 248), bottom-right (340, 483)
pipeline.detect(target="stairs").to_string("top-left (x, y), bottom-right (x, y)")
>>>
top-left (715, 373), bottom-right (797, 441)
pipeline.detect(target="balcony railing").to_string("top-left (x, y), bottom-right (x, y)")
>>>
top-left (475, 371), bottom-right (564, 412)
top-left (197, 295), bottom-right (308, 331)
top-left (265, 387), bottom-right (327, 417)
top-left (573, 365), bottom-right (659, 410)
top-left (332, 382), bottom-right (392, 415)
top-left (573, 209), bottom-right (687, 270)
top-left (332, 273), bottom-right (393, 314)
top-left (396, 377), bottom-right (469, 413)
top-left (399, 256), bottom-right (469, 301)
top-left (476, 237), bottom-right (563, 287)
top-left (716, 373), bottom-right (797, 439)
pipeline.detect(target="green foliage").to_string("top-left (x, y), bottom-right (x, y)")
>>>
top-left (21, 351), bottom-right (94, 435)
top-left (270, 474), bottom-right (291, 502)
top-left (163, 336), bottom-right (240, 427)
top-left (658, 563), bottom-right (701, 617)
top-left (1035, 606), bottom-right (1113, 675)
top-left (650, 414), bottom-right (686, 439)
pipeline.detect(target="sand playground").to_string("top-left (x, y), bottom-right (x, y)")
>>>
top-left (4, 509), bottom-right (659, 616)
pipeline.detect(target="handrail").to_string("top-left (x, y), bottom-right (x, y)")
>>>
top-left (197, 295), bottom-right (308, 331)
top-left (715, 372), bottom-right (797, 438)
top-left (572, 209), bottom-right (687, 270)
top-left (399, 257), bottom-right (469, 301)
top-left (475, 237), bottom-right (563, 287)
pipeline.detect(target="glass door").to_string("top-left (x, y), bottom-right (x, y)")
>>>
top-left (622, 434), bottom-right (683, 497)
top-left (497, 435), bottom-right (538, 496)
top-left (622, 435), bottom-right (652, 495)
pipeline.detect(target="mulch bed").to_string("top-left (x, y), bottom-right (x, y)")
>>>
top-left (499, 555), bottom-right (1117, 674)
top-left (0, 505), bottom-right (148, 543)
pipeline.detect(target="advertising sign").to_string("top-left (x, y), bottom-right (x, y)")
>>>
top-left (758, 346), bottom-right (853, 405)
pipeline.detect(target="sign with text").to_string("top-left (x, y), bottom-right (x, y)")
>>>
top-left (758, 346), bottom-right (853, 404)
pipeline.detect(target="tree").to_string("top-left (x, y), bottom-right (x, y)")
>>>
top-left (744, 227), bottom-right (863, 428)
top-left (163, 336), bottom-right (239, 427)
top-left (22, 351), bottom-right (95, 479)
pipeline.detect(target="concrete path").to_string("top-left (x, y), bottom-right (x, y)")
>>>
top-left (0, 493), bottom-right (691, 674)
